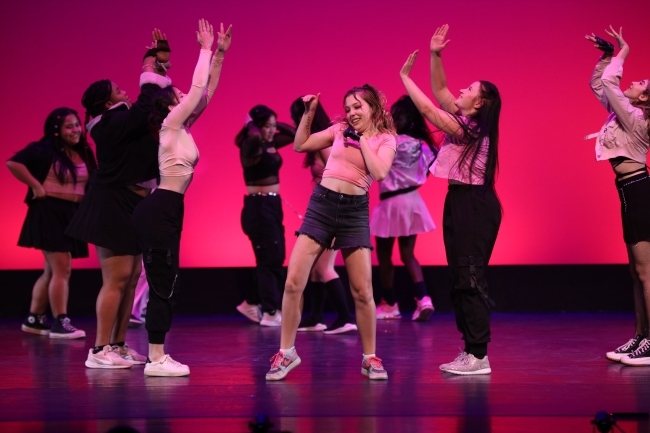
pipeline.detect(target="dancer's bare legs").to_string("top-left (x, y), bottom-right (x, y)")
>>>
top-left (280, 235), bottom-right (324, 349)
top-left (341, 247), bottom-right (376, 355)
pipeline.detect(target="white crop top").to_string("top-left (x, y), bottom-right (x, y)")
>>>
top-left (158, 49), bottom-right (212, 192)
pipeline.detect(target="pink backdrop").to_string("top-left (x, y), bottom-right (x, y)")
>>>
top-left (1, 0), bottom-right (649, 269)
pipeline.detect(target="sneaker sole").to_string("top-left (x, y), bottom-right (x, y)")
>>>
top-left (260, 321), bottom-right (282, 327)
top-left (265, 357), bottom-right (301, 381)
top-left (144, 368), bottom-right (190, 377)
top-left (444, 367), bottom-right (492, 375)
top-left (361, 369), bottom-right (388, 380)
top-left (412, 307), bottom-right (434, 322)
top-left (620, 358), bottom-right (650, 367)
top-left (323, 324), bottom-right (358, 335)
top-left (606, 352), bottom-right (628, 362)
top-left (85, 360), bottom-right (132, 369)
top-left (297, 324), bottom-right (326, 332)
top-left (50, 331), bottom-right (86, 340)
top-left (377, 315), bottom-right (401, 320)
top-left (124, 358), bottom-right (147, 365)
top-left (21, 325), bottom-right (50, 336)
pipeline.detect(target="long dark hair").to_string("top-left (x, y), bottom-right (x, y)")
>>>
top-left (634, 81), bottom-right (650, 140)
top-left (81, 79), bottom-right (112, 126)
top-left (42, 108), bottom-right (97, 185)
top-left (340, 84), bottom-right (396, 136)
top-left (290, 97), bottom-right (332, 168)
top-left (452, 81), bottom-right (501, 191)
top-left (391, 95), bottom-right (434, 149)
top-left (235, 105), bottom-right (277, 147)
top-left (149, 86), bottom-right (178, 138)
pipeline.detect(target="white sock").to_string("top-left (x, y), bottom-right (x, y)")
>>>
top-left (280, 347), bottom-right (295, 356)
top-left (363, 353), bottom-right (376, 360)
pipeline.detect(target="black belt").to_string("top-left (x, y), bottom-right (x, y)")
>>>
top-left (379, 185), bottom-right (420, 201)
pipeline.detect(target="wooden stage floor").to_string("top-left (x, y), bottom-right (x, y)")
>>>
top-left (2, 313), bottom-right (649, 433)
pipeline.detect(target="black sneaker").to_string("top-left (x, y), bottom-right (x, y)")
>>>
top-left (297, 317), bottom-right (326, 332)
top-left (323, 319), bottom-right (358, 335)
top-left (50, 316), bottom-right (86, 340)
top-left (21, 314), bottom-right (51, 336)
top-left (621, 338), bottom-right (650, 367)
top-left (606, 335), bottom-right (644, 362)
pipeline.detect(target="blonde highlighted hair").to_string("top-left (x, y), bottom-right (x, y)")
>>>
top-left (337, 84), bottom-right (396, 136)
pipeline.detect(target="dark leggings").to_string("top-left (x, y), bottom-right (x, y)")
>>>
top-left (132, 189), bottom-right (184, 345)
top-left (241, 195), bottom-right (286, 313)
top-left (443, 184), bottom-right (501, 358)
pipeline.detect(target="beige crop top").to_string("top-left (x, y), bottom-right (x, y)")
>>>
top-left (42, 162), bottom-right (88, 197)
top-left (158, 49), bottom-right (212, 193)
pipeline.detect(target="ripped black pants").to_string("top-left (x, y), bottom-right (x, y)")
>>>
top-left (241, 195), bottom-right (286, 314)
top-left (442, 184), bottom-right (501, 358)
top-left (133, 189), bottom-right (184, 345)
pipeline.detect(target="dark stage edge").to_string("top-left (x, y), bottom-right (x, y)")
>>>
top-left (2, 314), bottom-right (650, 433)
top-left (0, 265), bottom-right (636, 318)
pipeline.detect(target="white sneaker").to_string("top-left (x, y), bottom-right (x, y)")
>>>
top-left (444, 354), bottom-right (491, 375)
top-left (376, 301), bottom-right (401, 320)
top-left (260, 311), bottom-right (282, 327)
top-left (116, 344), bottom-right (147, 365)
top-left (237, 300), bottom-right (262, 323)
top-left (144, 354), bottom-right (190, 377)
top-left (85, 345), bottom-right (133, 369)
top-left (412, 296), bottom-right (434, 322)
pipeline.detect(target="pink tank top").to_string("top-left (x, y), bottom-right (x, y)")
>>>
top-left (321, 124), bottom-right (397, 191)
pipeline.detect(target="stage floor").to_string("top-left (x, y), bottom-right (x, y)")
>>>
top-left (2, 313), bottom-right (649, 433)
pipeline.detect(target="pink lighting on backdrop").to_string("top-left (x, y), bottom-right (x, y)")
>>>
top-left (1, 0), bottom-right (649, 269)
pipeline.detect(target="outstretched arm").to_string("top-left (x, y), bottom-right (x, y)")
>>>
top-left (293, 94), bottom-right (334, 152)
top-left (164, 19), bottom-right (214, 129)
top-left (400, 51), bottom-right (463, 137)
top-left (430, 25), bottom-right (457, 114)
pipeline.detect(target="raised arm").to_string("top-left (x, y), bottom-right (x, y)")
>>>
top-left (294, 94), bottom-right (335, 152)
top-left (274, 122), bottom-right (296, 148)
top-left (400, 51), bottom-right (463, 137)
top-left (430, 25), bottom-right (457, 114)
top-left (164, 19), bottom-right (214, 129)
top-left (601, 27), bottom-right (644, 134)
top-left (585, 32), bottom-right (613, 111)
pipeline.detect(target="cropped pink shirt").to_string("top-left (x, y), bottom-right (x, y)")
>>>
top-left (321, 124), bottom-right (397, 192)
top-left (431, 117), bottom-right (489, 185)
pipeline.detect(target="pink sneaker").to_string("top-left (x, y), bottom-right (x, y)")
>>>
top-left (412, 296), bottom-right (434, 322)
top-left (376, 301), bottom-right (401, 320)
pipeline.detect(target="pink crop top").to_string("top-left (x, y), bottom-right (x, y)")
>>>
top-left (321, 124), bottom-right (397, 191)
top-left (431, 117), bottom-right (489, 185)
top-left (42, 162), bottom-right (88, 196)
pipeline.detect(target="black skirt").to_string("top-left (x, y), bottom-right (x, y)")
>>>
top-left (65, 184), bottom-right (144, 255)
top-left (616, 172), bottom-right (650, 244)
top-left (18, 196), bottom-right (89, 258)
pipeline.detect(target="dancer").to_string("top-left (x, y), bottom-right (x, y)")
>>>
top-left (400, 24), bottom-right (502, 375)
top-left (372, 95), bottom-right (437, 322)
top-left (133, 19), bottom-right (231, 376)
top-left (235, 105), bottom-right (296, 327)
top-left (67, 29), bottom-right (173, 369)
top-left (7, 108), bottom-right (96, 339)
top-left (289, 98), bottom-right (357, 335)
top-left (585, 28), bottom-right (650, 366)
top-left (266, 85), bottom-right (397, 381)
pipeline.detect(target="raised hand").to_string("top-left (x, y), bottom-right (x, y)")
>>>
top-left (400, 50), bottom-right (419, 78)
top-left (302, 94), bottom-right (320, 113)
top-left (152, 28), bottom-right (170, 63)
top-left (196, 18), bottom-right (214, 50)
top-left (430, 24), bottom-right (450, 54)
top-left (585, 33), bottom-right (614, 56)
top-left (605, 25), bottom-right (627, 49)
top-left (217, 23), bottom-right (233, 53)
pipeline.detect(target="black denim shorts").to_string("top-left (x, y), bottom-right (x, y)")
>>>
top-left (296, 183), bottom-right (372, 250)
